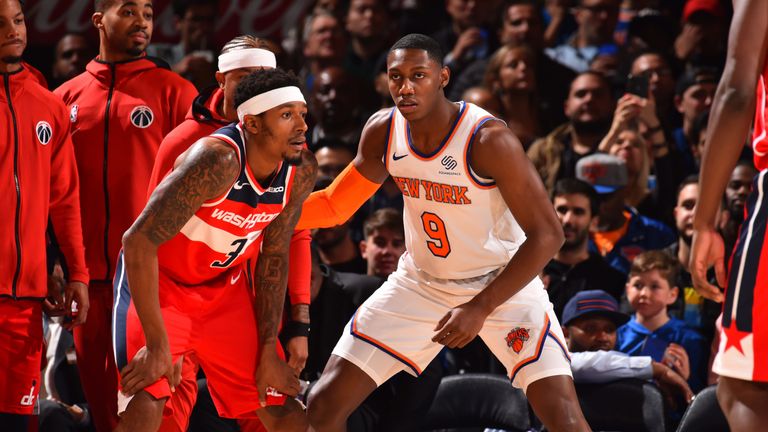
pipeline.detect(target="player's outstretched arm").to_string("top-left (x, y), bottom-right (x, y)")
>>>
top-left (253, 149), bottom-right (318, 405)
top-left (433, 123), bottom-right (564, 348)
top-left (295, 109), bottom-right (392, 230)
top-left (120, 138), bottom-right (239, 396)
top-left (691, 0), bottom-right (768, 302)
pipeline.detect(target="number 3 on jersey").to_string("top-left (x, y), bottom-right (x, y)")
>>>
top-left (421, 212), bottom-right (451, 258)
top-left (212, 238), bottom-right (248, 267)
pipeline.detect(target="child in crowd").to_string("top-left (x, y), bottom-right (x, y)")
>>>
top-left (616, 250), bottom-right (709, 392)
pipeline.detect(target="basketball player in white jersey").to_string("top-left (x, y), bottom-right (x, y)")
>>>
top-left (300, 34), bottom-right (590, 432)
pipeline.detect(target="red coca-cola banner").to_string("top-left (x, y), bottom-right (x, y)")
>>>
top-left (24, 0), bottom-right (311, 48)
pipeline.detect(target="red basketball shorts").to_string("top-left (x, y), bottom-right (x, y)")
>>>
top-left (112, 253), bottom-right (286, 431)
top-left (0, 298), bottom-right (43, 415)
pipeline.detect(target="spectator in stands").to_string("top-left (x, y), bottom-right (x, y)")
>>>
top-left (672, 67), bottom-right (718, 176)
top-left (314, 138), bottom-right (355, 179)
top-left (662, 176), bottom-right (720, 343)
top-left (528, 71), bottom-right (615, 193)
top-left (576, 153), bottom-right (675, 274)
top-left (301, 10), bottom-right (347, 91)
top-left (51, 34), bottom-right (93, 88)
top-left (146, 0), bottom-right (218, 90)
top-left (688, 109), bottom-right (709, 171)
top-left (544, 178), bottom-right (626, 320)
top-left (617, 251), bottom-right (709, 392)
top-left (343, 0), bottom-right (393, 84)
top-left (721, 161), bottom-right (758, 257)
top-left (628, 51), bottom-right (678, 130)
top-left (359, 208), bottom-right (406, 279)
top-left (673, 0), bottom-right (727, 69)
top-left (450, 0), bottom-right (575, 132)
top-left (545, 0), bottom-right (620, 73)
top-left (432, 0), bottom-right (498, 92)
top-left (562, 290), bottom-right (693, 404)
top-left (312, 177), bottom-right (367, 274)
top-left (309, 67), bottom-right (368, 149)
top-left (482, 44), bottom-right (541, 146)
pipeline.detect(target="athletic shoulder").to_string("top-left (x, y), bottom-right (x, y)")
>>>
top-left (358, 107), bottom-right (395, 156)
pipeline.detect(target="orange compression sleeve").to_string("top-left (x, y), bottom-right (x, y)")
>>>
top-left (295, 164), bottom-right (381, 230)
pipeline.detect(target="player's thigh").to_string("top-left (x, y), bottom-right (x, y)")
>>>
top-left (717, 376), bottom-right (768, 430)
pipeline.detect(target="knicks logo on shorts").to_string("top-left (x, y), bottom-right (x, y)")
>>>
top-left (505, 327), bottom-right (530, 354)
top-left (130, 105), bottom-right (154, 128)
top-left (35, 121), bottom-right (52, 145)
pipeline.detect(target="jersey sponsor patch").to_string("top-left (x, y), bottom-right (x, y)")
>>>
top-left (35, 121), bottom-right (52, 145)
top-left (505, 327), bottom-right (530, 354)
top-left (130, 105), bottom-right (154, 128)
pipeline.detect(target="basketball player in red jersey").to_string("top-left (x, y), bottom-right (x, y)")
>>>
top-left (690, 0), bottom-right (768, 429)
top-left (113, 68), bottom-right (316, 431)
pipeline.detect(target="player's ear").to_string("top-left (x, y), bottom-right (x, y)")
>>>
top-left (242, 115), bottom-right (260, 134)
top-left (215, 71), bottom-right (225, 89)
top-left (92, 12), bottom-right (104, 30)
top-left (359, 240), bottom-right (368, 258)
top-left (440, 65), bottom-right (450, 89)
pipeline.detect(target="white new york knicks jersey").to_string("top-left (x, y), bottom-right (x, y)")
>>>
top-left (385, 101), bottom-right (526, 279)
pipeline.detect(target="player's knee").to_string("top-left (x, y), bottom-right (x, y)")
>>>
top-left (260, 399), bottom-right (308, 432)
top-left (115, 392), bottom-right (166, 432)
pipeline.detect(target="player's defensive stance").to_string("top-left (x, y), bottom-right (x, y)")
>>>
top-left (299, 34), bottom-right (590, 432)
top-left (113, 68), bottom-right (316, 432)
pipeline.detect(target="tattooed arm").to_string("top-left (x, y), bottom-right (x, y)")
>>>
top-left (119, 139), bottom-right (239, 396)
top-left (253, 149), bottom-right (317, 403)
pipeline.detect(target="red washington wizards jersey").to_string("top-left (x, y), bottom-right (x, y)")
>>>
top-left (154, 123), bottom-right (296, 285)
top-left (753, 60), bottom-right (768, 170)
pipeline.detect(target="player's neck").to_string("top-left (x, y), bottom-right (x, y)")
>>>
top-left (0, 61), bottom-right (22, 74)
top-left (244, 134), bottom-right (282, 184)
top-left (99, 45), bottom-right (143, 63)
top-left (407, 99), bottom-right (458, 152)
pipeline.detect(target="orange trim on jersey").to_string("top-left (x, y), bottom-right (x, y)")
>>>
top-left (383, 108), bottom-right (397, 171)
top-left (406, 102), bottom-right (469, 161)
top-left (350, 311), bottom-right (423, 375)
top-left (509, 314), bottom-right (550, 382)
top-left (547, 330), bottom-right (571, 362)
top-left (462, 115), bottom-right (497, 190)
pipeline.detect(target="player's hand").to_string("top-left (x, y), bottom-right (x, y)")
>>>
top-left (120, 345), bottom-right (183, 397)
top-left (431, 301), bottom-right (488, 348)
top-left (285, 336), bottom-right (308, 375)
top-left (690, 227), bottom-right (726, 302)
top-left (652, 361), bottom-right (694, 407)
top-left (255, 349), bottom-right (300, 407)
top-left (43, 273), bottom-right (66, 317)
top-left (663, 343), bottom-right (690, 380)
top-left (63, 281), bottom-right (89, 330)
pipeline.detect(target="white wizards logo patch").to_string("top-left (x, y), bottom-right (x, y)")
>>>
top-left (35, 121), bottom-right (52, 145)
top-left (130, 105), bottom-right (154, 128)
top-left (70, 104), bottom-right (78, 122)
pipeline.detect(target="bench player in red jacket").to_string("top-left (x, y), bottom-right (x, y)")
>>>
top-left (154, 36), bottom-right (313, 380)
top-left (0, 1), bottom-right (89, 430)
top-left (54, 1), bottom-right (196, 430)
top-left (115, 68), bottom-right (315, 431)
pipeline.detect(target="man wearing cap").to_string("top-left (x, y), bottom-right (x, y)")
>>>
top-left (672, 67), bottom-right (718, 176)
top-left (113, 67), bottom-right (316, 431)
top-left (543, 178), bottom-right (626, 321)
top-left (562, 290), bottom-right (693, 402)
top-left (576, 153), bottom-right (674, 274)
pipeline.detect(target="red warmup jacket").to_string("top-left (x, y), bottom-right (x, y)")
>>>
top-left (152, 87), bottom-right (311, 305)
top-left (54, 57), bottom-right (197, 285)
top-left (1, 65), bottom-right (88, 299)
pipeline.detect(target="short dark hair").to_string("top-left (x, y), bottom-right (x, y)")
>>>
top-left (389, 33), bottom-right (444, 66)
top-left (233, 68), bottom-right (301, 112)
top-left (572, 70), bottom-right (611, 92)
top-left (94, 0), bottom-right (117, 12)
top-left (553, 178), bottom-right (599, 217)
top-left (172, 0), bottom-right (218, 17)
top-left (363, 208), bottom-right (404, 238)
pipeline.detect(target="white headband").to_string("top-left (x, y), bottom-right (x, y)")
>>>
top-left (237, 86), bottom-right (306, 122)
top-left (218, 48), bottom-right (276, 72)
